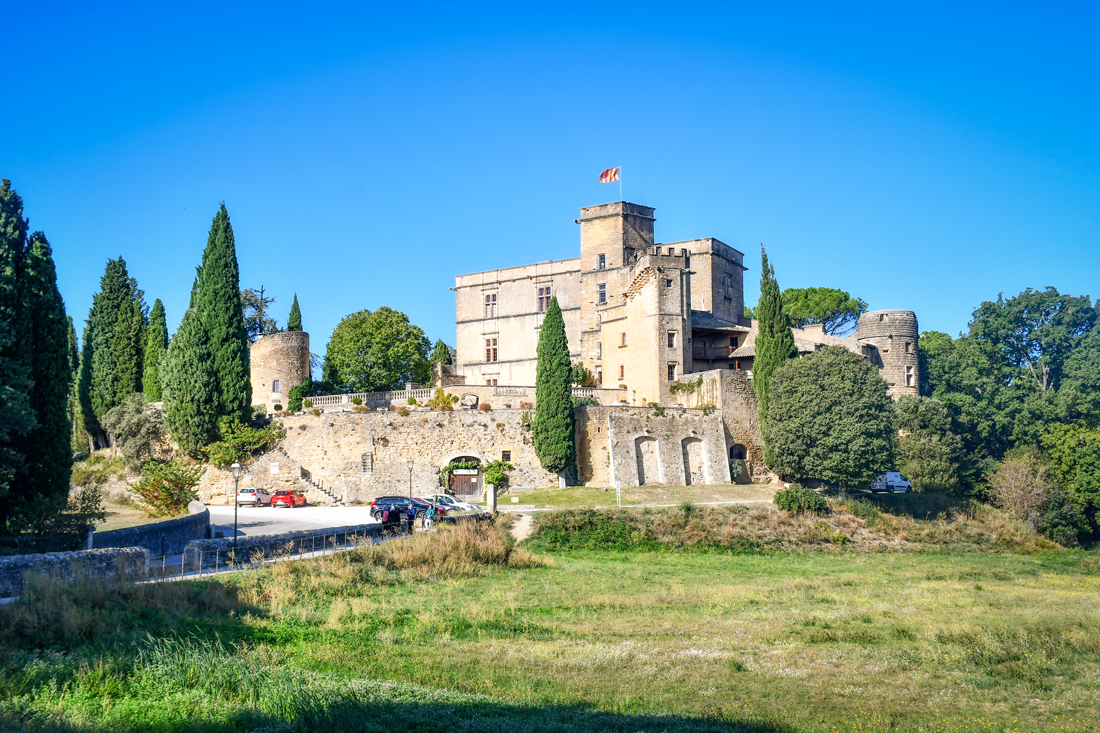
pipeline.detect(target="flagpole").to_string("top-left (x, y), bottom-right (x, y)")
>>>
top-left (619, 164), bottom-right (623, 202)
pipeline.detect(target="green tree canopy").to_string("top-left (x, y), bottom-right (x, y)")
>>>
top-left (766, 345), bottom-right (896, 487)
top-left (533, 296), bottom-right (575, 477)
top-left (143, 299), bottom-right (169, 401)
top-left (241, 285), bottom-right (277, 340)
top-left (1040, 422), bottom-right (1100, 537)
top-left (195, 205), bottom-right (251, 422)
top-left (287, 293), bottom-right (302, 332)
top-left (81, 257), bottom-right (142, 427)
top-left (752, 246), bottom-right (797, 459)
top-left (894, 395), bottom-right (966, 494)
top-left (111, 294), bottom-right (145, 403)
top-left (429, 338), bottom-right (452, 365)
top-left (781, 287), bottom-right (868, 336)
top-left (322, 306), bottom-right (431, 393)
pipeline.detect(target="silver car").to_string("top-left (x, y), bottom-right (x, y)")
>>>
top-left (424, 493), bottom-right (480, 512)
top-left (237, 487), bottom-right (272, 507)
top-left (870, 472), bottom-right (913, 493)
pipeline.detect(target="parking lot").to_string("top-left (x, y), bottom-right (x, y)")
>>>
top-left (206, 504), bottom-right (380, 538)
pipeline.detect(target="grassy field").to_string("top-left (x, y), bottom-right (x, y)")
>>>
top-left (1, 513), bottom-right (1097, 732)
top-left (501, 483), bottom-right (777, 508)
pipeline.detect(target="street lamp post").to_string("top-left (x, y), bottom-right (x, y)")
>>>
top-left (407, 459), bottom-right (414, 500)
top-left (231, 462), bottom-right (243, 551)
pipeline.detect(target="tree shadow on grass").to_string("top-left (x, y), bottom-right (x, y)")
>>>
top-left (842, 489), bottom-right (972, 521)
top-left (0, 697), bottom-right (799, 733)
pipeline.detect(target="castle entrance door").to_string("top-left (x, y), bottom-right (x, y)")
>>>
top-left (449, 458), bottom-right (483, 499)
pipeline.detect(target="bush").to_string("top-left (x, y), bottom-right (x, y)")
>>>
top-left (303, 399), bottom-right (313, 409)
top-left (429, 389), bottom-right (459, 411)
top-left (397, 407), bottom-right (409, 417)
top-left (351, 397), bottom-right (363, 406)
top-left (287, 382), bottom-right (311, 412)
top-left (251, 404), bottom-right (267, 418)
top-left (407, 397), bottom-right (418, 406)
top-left (129, 459), bottom-right (204, 516)
top-left (483, 460), bottom-right (512, 490)
top-left (774, 485), bottom-right (830, 516)
top-left (272, 403), bottom-right (283, 412)
top-left (1039, 489), bottom-right (1088, 546)
top-left (479, 403), bottom-right (491, 411)
top-left (988, 456), bottom-right (1051, 525)
top-left (311, 408), bottom-right (323, 417)
top-left (204, 419), bottom-right (282, 467)
top-left (100, 393), bottom-right (169, 467)
top-left (730, 459), bottom-right (744, 480)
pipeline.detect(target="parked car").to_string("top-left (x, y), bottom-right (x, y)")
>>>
top-left (423, 493), bottom-right (480, 513)
top-left (369, 496), bottom-right (436, 519)
top-left (271, 490), bottom-right (307, 508)
top-left (236, 487), bottom-right (271, 507)
top-left (870, 472), bottom-right (913, 493)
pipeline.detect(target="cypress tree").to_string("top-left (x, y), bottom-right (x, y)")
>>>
top-left (533, 296), bottom-right (575, 479)
top-left (111, 294), bottom-right (144, 402)
top-left (77, 323), bottom-right (97, 448)
top-left (287, 293), bottom-right (302, 331)
top-left (86, 257), bottom-right (139, 420)
top-left (429, 339), bottom-right (452, 365)
top-left (752, 245), bottom-right (797, 459)
top-left (66, 316), bottom-right (80, 434)
top-left (20, 232), bottom-right (73, 524)
top-left (143, 299), bottom-right (169, 400)
top-left (161, 307), bottom-right (219, 456)
top-left (0, 180), bottom-right (33, 521)
top-left (195, 205), bottom-right (251, 423)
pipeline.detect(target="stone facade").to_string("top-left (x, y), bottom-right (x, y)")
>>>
top-left (855, 310), bottom-right (920, 398)
top-left (250, 331), bottom-right (311, 411)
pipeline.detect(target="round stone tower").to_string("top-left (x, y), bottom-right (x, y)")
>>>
top-left (249, 331), bottom-right (310, 411)
top-left (855, 310), bottom-right (919, 399)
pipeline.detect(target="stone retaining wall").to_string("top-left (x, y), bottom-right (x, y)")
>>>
top-left (0, 547), bottom-right (148, 598)
top-left (93, 501), bottom-right (210, 556)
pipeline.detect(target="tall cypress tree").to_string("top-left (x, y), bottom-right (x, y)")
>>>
top-left (111, 294), bottom-right (144, 402)
top-left (195, 205), bottom-right (251, 423)
top-left (753, 245), bottom-right (797, 456)
top-left (0, 180), bottom-right (33, 521)
top-left (429, 339), bottom-right (452, 365)
top-left (143, 299), bottom-right (169, 401)
top-left (161, 307), bottom-right (219, 456)
top-left (66, 316), bottom-right (80, 436)
top-left (533, 296), bottom-right (575, 479)
top-left (20, 232), bottom-right (73, 525)
top-left (287, 293), bottom-right (302, 332)
top-left (84, 257), bottom-right (139, 421)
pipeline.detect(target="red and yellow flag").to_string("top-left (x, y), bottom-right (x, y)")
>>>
top-left (599, 167), bottom-right (620, 183)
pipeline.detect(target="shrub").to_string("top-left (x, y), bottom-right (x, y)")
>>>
top-left (730, 459), bottom-right (744, 480)
top-left (774, 485), bottom-right (830, 516)
top-left (204, 419), bottom-right (282, 467)
top-left (311, 408), bottom-right (323, 417)
top-left (483, 460), bottom-right (512, 490)
top-left (251, 404), bottom-right (267, 418)
top-left (1039, 489), bottom-right (1088, 546)
top-left (303, 399), bottom-right (313, 409)
top-left (100, 393), bottom-right (169, 467)
top-left (351, 397), bottom-right (363, 406)
top-left (129, 459), bottom-right (204, 516)
top-left (649, 403), bottom-right (666, 417)
top-left (429, 389), bottom-right (459, 411)
top-left (287, 381), bottom-right (311, 412)
top-left (273, 403), bottom-right (283, 412)
top-left (519, 401), bottom-right (533, 409)
top-left (397, 407), bottom-right (409, 417)
top-left (479, 403), bottom-right (491, 411)
top-left (408, 397), bottom-right (418, 406)
top-left (988, 456), bottom-right (1051, 525)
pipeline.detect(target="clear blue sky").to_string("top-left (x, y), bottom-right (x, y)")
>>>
top-left (3, 2), bottom-right (1097, 354)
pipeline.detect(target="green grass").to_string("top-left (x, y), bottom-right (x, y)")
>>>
top-left (502, 483), bottom-right (777, 509)
top-left (1, 519), bottom-right (1098, 732)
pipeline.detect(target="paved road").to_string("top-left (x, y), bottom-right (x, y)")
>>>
top-left (207, 505), bottom-right (379, 538)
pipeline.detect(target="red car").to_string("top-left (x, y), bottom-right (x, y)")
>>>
top-left (271, 490), bottom-right (307, 508)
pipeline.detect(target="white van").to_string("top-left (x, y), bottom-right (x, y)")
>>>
top-left (870, 472), bottom-right (913, 493)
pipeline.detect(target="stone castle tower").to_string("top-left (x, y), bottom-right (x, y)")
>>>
top-left (249, 331), bottom-right (310, 411)
top-left (854, 310), bottom-right (919, 398)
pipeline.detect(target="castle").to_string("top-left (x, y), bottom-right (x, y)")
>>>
top-left (226, 200), bottom-right (918, 505)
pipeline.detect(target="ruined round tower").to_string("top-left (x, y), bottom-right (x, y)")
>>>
top-left (855, 310), bottom-right (919, 399)
top-left (249, 331), bottom-right (310, 411)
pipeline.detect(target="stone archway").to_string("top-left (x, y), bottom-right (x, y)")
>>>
top-left (682, 437), bottom-right (704, 486)
top-left (447, 454), bottom-right (483, 498)
top-left (729, 444), bottom-right (748, 484)
top-left (634, 436), bottom-right (659, 485)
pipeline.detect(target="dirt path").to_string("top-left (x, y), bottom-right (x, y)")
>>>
top-left (511, 513), bottom-right (535, 543)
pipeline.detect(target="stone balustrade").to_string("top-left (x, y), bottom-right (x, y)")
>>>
top-left (299, 385), bottom-right (629, 411)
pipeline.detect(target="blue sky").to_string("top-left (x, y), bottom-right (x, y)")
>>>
top-left (3, 2), bottom-right (1097, 353)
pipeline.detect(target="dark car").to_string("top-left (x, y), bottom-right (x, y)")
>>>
top-left (370, 496), bottom-right (436, 519)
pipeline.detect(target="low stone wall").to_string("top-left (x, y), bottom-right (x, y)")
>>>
top-left (93, 501), bottom-right (210, 557)
top-left (183, 523), bottom-right (382, 567)
top-left (0, 547), bottom-right (148, 598)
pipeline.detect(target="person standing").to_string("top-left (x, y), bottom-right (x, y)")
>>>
top-left (406, 504), bottom-right (417, 534)
top-left (425, 504), bottom-right (436, 531)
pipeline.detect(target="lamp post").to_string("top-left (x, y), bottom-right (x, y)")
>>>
top-left (231, 462), bottom-right (243, 551)
top-left (407, 459), bottom-right (414, 499)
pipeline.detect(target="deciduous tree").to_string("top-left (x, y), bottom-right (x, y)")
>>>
top-left (322, 306), bottom-right (431, 392)
top-left (781, 287), bottom-right (868, 336)
top-left (894, 395), bottom-right (966, 493)
top-left (766, 345), bottom-right (896, 487)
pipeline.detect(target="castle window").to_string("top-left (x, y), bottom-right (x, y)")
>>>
top-left (484, 293), bottom-right (498, 318)
top-left (667, 331), bottom-right (676, 348)
top-left (667, 363), bottom-right (677, 381)
top-left (619, 365), bottom-right (625, 380)
top-left (361, 452), bottom-right (373, 474)
top-left (668, 247), bottom-right (674, 256)
top-left (598, 254), bottom-right (606, 270)
top-left (666, 279), bottom-right (673, 288)
top-left (597, 284), bottom-right (606, 304)
top-left (905, 342), bottom-right (912, 353)
top-left (502, 450), bottom-right (511, 462)
top-left (485, 378), bottom-right (498, 386)
top-left (272, 379), bottom-right (280, 393)
top-left (485, 338), bottom-right (497, 362)
top-left (596, 366), bottom-right (602, 385)
top-left (905, 365), bottom-right (914, 386)
top-left (620, 332), bottom-right (627, 347)
top-left (596, 341), bottom-right (602, 359)
top-left (537, 286), bottom-right (552, 313)
top-left (730, 336), bottom-right (738, 348)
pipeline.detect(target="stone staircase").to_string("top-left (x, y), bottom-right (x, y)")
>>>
top-left (272, 446), bottom-right (344, 506)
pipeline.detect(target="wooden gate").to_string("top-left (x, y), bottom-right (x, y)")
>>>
top-left (450, 471), bottom-right (482, 498)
